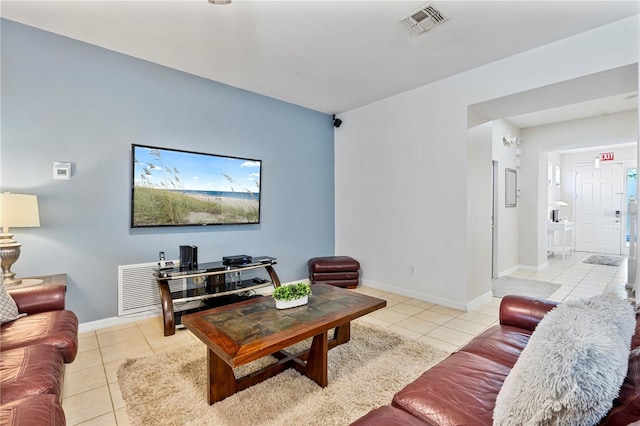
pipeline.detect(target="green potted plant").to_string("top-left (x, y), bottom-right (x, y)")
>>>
top-left (272, 282), bottom-right (312, 309)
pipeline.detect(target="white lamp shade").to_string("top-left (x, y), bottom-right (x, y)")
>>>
top-left (0, 193), bottom-right (40, 228)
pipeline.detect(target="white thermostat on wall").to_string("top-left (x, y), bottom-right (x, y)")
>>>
top-left (53, 162), bottom-right (72, 180)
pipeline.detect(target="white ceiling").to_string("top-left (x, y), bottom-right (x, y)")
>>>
top-left (1, 0), bottom-right (639, 127)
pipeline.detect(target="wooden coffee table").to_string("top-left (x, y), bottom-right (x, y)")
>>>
top-left (181, 283), bottom-right (386, 404)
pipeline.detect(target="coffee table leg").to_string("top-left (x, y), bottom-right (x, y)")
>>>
top-left (208, 349), bottom-right (237, 404)
top-left (305, 330), bottom-right (329, 387)
top-left (334, 323), bottom-right (351, 345)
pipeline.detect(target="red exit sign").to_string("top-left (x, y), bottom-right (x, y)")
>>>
top-left (599, 152), bottom-right (614, 161)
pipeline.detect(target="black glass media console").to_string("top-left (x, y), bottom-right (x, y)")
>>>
top-left (154, 256), bottom-right (281, 336)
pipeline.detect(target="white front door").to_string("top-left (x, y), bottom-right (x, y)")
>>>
top-left (574, 163), bottom-right (623, 254)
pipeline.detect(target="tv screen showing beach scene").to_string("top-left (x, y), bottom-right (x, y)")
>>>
top-left (131, 144), bottom-right (261, 227)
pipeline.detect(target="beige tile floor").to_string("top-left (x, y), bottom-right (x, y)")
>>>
top-left (63, 251), bottom-right (630, 425)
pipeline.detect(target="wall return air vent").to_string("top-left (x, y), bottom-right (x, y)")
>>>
top-left (400, 3), bottom-right (448, 35)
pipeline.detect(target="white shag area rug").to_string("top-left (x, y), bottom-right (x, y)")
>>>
top-left (117, 321), bottom-right (448, 426)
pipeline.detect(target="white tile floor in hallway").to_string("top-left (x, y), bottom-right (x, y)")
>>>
top-left (507, 251), bottom-right (630, 302)
top-left (62, 251), bottom-right (630, 425)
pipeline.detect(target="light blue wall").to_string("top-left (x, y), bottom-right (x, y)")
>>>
top-left (0, 19), bottom-right (335, 323)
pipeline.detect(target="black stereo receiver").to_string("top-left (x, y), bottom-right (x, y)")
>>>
top-left (222, 254), bottom-right (252, 265)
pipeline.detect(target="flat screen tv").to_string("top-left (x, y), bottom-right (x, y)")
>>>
top-left (131, 144), bottom-right (261, 228)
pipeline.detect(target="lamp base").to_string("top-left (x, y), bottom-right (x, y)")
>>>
top-left (1, 232), bottom-right (21, 285)
top-left (4, 278), bottom-right (44, 288)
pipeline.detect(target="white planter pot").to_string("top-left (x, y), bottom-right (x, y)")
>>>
top-left (275, 295), bottom-right (308, 309)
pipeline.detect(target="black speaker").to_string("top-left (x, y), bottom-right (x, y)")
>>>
top-left (333, 114), bottom-right (342, 128)
top-left (179, 245), bottom-right (198, 270)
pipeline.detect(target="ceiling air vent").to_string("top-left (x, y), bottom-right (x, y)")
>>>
top-left (400, 3), bottom-right (448, 35)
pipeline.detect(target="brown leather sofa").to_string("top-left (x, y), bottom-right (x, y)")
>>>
top-left (1, 285), bottom-right (79, 426)
top-left (351, 295), bottom-right (640, 425)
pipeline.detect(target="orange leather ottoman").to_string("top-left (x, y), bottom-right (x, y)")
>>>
top-left (308, 256), bottom-right (360, 289)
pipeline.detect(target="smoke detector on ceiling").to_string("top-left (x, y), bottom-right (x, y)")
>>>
top-left (399, 3), bottom-right (448, 35)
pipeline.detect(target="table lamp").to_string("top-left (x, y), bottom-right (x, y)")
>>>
top-left (0, 193), bottom-right (40, 286)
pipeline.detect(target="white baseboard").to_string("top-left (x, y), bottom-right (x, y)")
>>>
top-left (83, 277), bottom-right (497, 332)
top-left (498, 265), bottom-right (520, 277)
top-left (360, 279), bottom-right (485, 312)
top-left (499, 262), bottom-right (549, 277)
top-left (79, 311), bottom-right (161, 333)
top-left (537, 261), bottom-right (550, 271)
top-left (465, 291), bottom-right (494, 311)
top-left (519, 262), bottom-right (549, 272)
